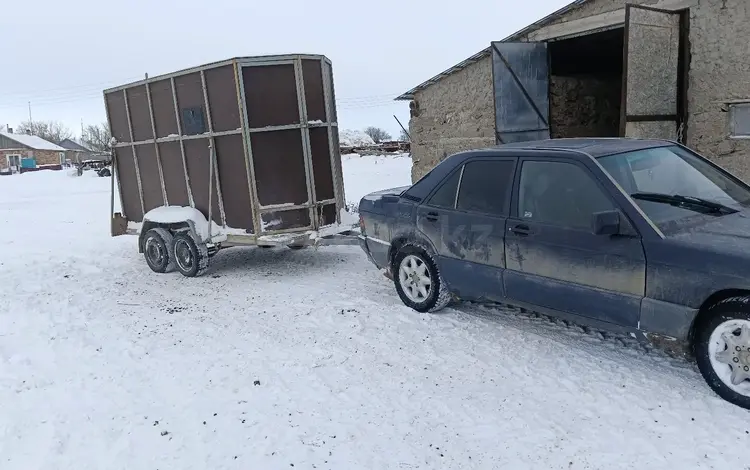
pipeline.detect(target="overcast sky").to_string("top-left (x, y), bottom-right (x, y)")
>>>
top-left (1, 0), bottom-right (570, 139)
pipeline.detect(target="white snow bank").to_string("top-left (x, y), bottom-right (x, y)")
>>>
top-left (338, 129), bottom-right (375, 147)
top-left (341, 152), bottom-right (412, 207)
top-left (3, 153), bottom-right (750, 470)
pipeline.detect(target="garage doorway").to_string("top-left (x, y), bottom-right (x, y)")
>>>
top-left (491, 5), bottom-right (688, 144)
top-left (548, 28), bottom-right (624, 139)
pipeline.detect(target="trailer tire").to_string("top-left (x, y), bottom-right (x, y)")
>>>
top-left (172, 231), bottom-right (209, 277)
top-left (143, 228), bottom-right (175, 273)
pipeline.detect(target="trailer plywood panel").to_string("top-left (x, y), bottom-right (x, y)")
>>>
top-left (261, 208), bottom-right (310, 232)
top-left (106, 92), bottom-right (131, 143)
top-left (115, 146), bottom-right (142, 220)
top-left (149, 79), bottom-right (178, 138)
top-left (250, 129), bottom-right (308, 206)
top-left (134, 143), bottom-right (164, 212)
top-left (302, 59), bottom-right (326, 123)
top-left (321, 203), bottom-right (337, 226)
top-left (183, 138), bottom-right (221, 224)
top-left (158, 141), bottom-right (190, 207)
top-left (128, 85), bottom-right (154, 142)
top-left (309, 127), bottom-right (334, 201)
top-left (215, 134), bottom-right (254, 231)
top-left (205, 65), bottom-right (241, 133)
top-left (174, 73), bottom-right (207, 136)
top-left (242, 65), bottom-right (299, 128)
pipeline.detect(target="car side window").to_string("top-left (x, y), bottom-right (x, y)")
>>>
top-left (455, 160), bottom-right (515, 216)
top-left (518, 160), bottom-right (615, 229)
top-left (426, 168), bottom-right (461, 209)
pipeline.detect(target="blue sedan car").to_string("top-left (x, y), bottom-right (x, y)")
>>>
top-left (357, 138), bottom-right (750, 410)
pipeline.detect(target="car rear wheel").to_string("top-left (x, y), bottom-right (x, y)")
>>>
top-left (392, 243), bottom-right (451, 313)
top-left (695, 296), bottom-right (750, 410)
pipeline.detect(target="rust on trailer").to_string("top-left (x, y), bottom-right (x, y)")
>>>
top-left (104, 54), bottom-right (343, 239)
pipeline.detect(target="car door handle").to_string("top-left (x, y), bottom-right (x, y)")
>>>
top-left (425, 212), bottom-right (439, 222)
top-left (509, 224), bottom-right (532, 236)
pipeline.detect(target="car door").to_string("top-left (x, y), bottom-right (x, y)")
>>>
top-left (503, 156), bottom-right (647, 328)
top-left (417, 158), bottom-right (517, 302)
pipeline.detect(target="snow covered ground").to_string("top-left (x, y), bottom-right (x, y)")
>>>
top-left (1, 157), bottom-right (748, 470)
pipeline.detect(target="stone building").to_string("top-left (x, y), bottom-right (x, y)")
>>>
top-left (0, 131), bottom-right (66, 173)
top-left (397, 0), bottom-right (750, 182)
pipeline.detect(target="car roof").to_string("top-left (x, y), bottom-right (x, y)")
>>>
top-left (476, 138), bottom-right (675, 158)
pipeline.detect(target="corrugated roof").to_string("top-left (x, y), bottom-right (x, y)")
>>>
top-left (0, 131), bottom-right (66, 151)
top-left (395, 0), bottom-right (590, 101)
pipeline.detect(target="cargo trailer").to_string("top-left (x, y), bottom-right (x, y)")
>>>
top-left (104, 54), bottom-right (358, 277)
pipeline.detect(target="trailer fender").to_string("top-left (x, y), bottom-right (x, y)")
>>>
top-left (138, 219), bottom-right (196, 254)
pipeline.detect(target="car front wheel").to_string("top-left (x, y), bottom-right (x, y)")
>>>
top-left (695, 296), bottom-right (750, 410)
top-left (392, 243), bottom-right (451, 313)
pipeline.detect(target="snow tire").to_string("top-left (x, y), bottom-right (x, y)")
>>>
top-left (694, 295), bottom-right (750, 410)
top-left (171, 231), bottom-right (209, 278)
top-left (391, 242), bottom-right (451, 313)
top-left (143, 228), bottom-right (175, 274)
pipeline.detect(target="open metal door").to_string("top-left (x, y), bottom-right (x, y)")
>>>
top-left (621, 4), bottom-right (682, 140)
top-left (491, 42), bottom-right (550, 144)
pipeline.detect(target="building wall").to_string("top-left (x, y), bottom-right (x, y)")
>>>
top-left (0, 149), bottom-right (63, 169)
top-left (685, 0), bottom-right (750, 178)
top-left (409, 56), bottom-right (496, 181)
top-left (409, 0), bottom-right (750, 182)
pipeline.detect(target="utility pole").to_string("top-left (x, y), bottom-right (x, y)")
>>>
top-left (28, 102), bottom-right (32, 124)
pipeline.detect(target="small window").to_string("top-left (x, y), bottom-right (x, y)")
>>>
top-left (456, 160), bottom-right (515, 216)
top-left (518, 161), bottom-right (614, 230)
top-left (729, 102), bottom-right (750, 138)
top-left (427, 168), bottom-right (461, 209)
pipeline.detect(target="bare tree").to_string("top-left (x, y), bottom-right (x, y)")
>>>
top-left (81, 123), bottom-right (112, 153)
top-left (16, 120), bottom-right (72, 144)
top-left (364, 126), bottom-right (392, 144)
top-left (399, 129), bottom-right (410, 141)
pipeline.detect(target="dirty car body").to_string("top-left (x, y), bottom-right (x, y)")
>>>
top-left (358, 138), bottom-right (750, 408)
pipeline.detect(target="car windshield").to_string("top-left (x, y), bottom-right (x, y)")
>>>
top-left (597, 145), bottom-right (750, 229)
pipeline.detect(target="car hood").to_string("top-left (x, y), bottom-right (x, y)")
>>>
top-left (671, 210), bottom-right (750, 252)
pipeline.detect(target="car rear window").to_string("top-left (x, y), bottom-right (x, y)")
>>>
top-left (456, 160), bottom-right (515, 216)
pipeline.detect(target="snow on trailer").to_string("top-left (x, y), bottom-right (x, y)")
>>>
top-left (103, 54), bottom-right (357, 276)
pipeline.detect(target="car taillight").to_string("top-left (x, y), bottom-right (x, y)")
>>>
top-left (359, 214), bottom-right (366, 234)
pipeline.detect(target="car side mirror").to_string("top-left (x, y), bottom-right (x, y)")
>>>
top-left (592, 210), bottom-right (621, 236)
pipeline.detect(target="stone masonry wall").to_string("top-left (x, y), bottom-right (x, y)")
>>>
top-left (685, 0), bottom-right (750, 179)
top-left (409, 55), bottom-right (496, 182)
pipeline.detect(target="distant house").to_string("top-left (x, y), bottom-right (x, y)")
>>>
top-left (0, 131), bottom-right (66, 173)
top-left (59, 138), bottom-right (94, 164)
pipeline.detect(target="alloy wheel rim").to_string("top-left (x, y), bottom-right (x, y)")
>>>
top-left (708, 319), bottom-right (750, 396)
top-left (398, 255), bottom-right (432, 303)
